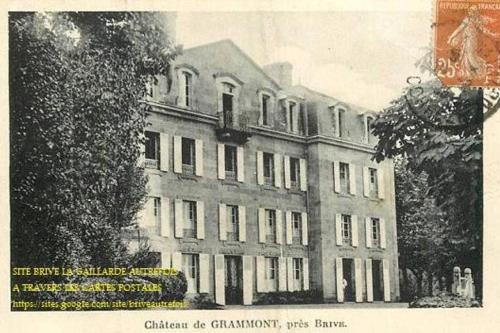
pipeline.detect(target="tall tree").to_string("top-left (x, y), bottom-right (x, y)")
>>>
top-left (371, 74), bottom-right (483, 297)
top-left (10, 12), bottom-right (178, 268)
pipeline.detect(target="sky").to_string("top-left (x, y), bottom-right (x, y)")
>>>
top-left (175, 9), bottom-right (432, 112)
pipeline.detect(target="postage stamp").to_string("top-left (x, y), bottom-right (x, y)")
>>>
top-left (434, 0), bottom-right (500, 87)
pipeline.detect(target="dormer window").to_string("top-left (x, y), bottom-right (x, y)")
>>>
top-left (261, 94), bottom-right (270, 126)
top-left (215, 74), bottom-right (243, 129)
top-left (288, 101), bottom-right (296, 132)
top-left (181, 72), bottom-right (192, 107)
top-left (364, 115), bottom-right (375, 144)
top-left (176, 65), bottom-right (198, 109)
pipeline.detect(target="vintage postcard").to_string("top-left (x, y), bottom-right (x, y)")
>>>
top-left (1, 0), bottom-right (500, 332)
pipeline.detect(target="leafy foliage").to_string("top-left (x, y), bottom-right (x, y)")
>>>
top-left (10, 12), bottom-right (178, 268)
top-left (372, 75), bottom-right (483, 297)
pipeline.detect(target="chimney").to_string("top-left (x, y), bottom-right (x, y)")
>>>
top-left (263, 62), bottom-right (293, 88)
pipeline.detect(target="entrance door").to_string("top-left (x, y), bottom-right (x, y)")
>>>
top-left (342, 258), bottom-right (355, 302)
top-left (225, 256), bottom-right (243, 304)
top-left (372, 259), bottom-right (384, 301)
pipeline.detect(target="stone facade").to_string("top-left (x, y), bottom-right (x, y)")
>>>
top-left (132, 39), bottom-right (400, 305)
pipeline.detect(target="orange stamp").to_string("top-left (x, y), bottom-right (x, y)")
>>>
top-left (434, 0), bottom-right (500, 87)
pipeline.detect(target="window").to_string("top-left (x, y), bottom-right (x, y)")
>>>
top-left (288, 101), bottom-right (296, 132)
top-left (181, 71), bottom-right (192, 107)
top-left (227, 205), bottom-right (239, 241)
top-left (182, 254), bottom-right (199, 293)
top-left (292, 212), bottom-right (302, 244)
top-left (261, 94), bottom-right (271, 126)
top-left (181, 138), bottom-right (195, 174)
top-left (337, 109), bottom-right (345, 137)
top-left (265, 257), bottom-right (278, 292)
top-left (263, 153), bottom-right (275, 185)
top-left (145, 131), bottom-right (160, 169)
top-left (144, 196), bottom-right (161, 229)
top-left (183, 201), bottom-right (197, 238)
top-left (266, 209), bottom-right (276, 243)
top-left (224, 145), bottom-right (237, 180)
top-left (153, 197), bottom-right (161, 234)
top-left (366, 116), bottom-right (373, 143)
top-left (341, 214), bottom-right (352, 245)
top-left (290, 157), bottom-right (300, 189)
top-left (371, 218), bottom-right (380, 247)
top-left (293, 258), bottom-right (303, 291)
top-left (222, 83), bottom-right (235, 126)
top-left (369, 168), bottom-right (378, 197)
top-left (339, 162), bottom-right (350, 193)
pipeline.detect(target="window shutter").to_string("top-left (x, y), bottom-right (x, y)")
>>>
top-left (365, 217), bottom-right (372, 248)
top-left (366, 259), bottom-right (373, 302)
top-left (195, 139), bottom-right (203, 176)
top-left (217, 143), bottom-right (225, 179)
top-left (256, 256), bottom-right (266, 292)
top-left (173, 136), bottom-right (182, 173)
top-left (363, 166), bottom-right (370, 197)
top-left (380, 218), bottom-right (386, 249)
top-left (354, 258), bottom-right (363, 302)
top-left (172, 252), bottom-right (182, 271)
top-left (333, 161), bottom-right (341, 193)
top-left (378, 168), bottom-right (385, 199)
top-left (238, 205), bottom-right (246, 242)
top-left (383, 259), bottom-right (391, 302)
top-left (174, 199), bottom-right (183, 238)
top-left (258, 208), bottom-right (266, 243)
top-left (196, 201), bottom-right (205, 239)
top-left (199, 253), bottom-right (209, 293)
top-left (278, 257), bottom-right (287, 291)
top-left (237, 146), bottom-right (244, 182)
top-left (218, 204), bottom-right (227, 241)
top-left (214, 255), bottom-right (225, 305)
top-left (351, 215), bottom-right (358, 247)
top-left (303, 258), bottom-right (310, 290)
top-left (283, 156), bottom-right (291, 189)
top-left (287, 257), bottom-right (294, 292)
top-left (335, 213), bottom-right (343, 246)
top-left (301, 212), bottom-right (308, 246)
top-left (274, 153), bottom-right (282, 187)
top-left (275, 210), bottom-right (283, 244)
top-left (161, 252), bottom-right (170, 268)
top-left (349, 163), bottom-right (356, 195)
top-left (336, 258), bottom-right (344, 302)
top-left (160, 133), bottom-right (169, 172)
top-left (300, 159), bottom-right (307, 191)
top-left (160, 197), bottom-right (170, 237)
top-left (242, 256), bottom-right (253, 305)
top-left (256, 151), bottom-right (264, 185)
top-left (285, 211), bottom-right (292, 245)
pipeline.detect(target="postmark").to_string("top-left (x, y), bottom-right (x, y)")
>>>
top-left (434, 0), bottom-right (500, 87)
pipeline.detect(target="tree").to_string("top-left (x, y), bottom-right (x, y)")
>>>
top-left (10, 12), bottom-right (178, 269)
top-left (372, 72), bottom-right (483, 298)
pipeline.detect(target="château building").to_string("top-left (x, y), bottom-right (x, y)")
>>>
top-left (133, 38), bottom-right (400, 305)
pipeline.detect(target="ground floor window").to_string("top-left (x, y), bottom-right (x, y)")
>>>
top-left (265, 257), bottom-right (278, 292)
top-left (293, 258), bottom-right (303, 291)
top-left (182, 253), bottom-right (199, 293)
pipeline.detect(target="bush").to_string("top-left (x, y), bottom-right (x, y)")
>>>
top-left (254, 290), bottom-right (322, 305)
top-left (409, 293), bottom-right (482, 308)
top-left (189, 293), bottom-right (222, 309)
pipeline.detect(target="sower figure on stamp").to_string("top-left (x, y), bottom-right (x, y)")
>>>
top-left (447, 5), bottom-right (500, 82)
